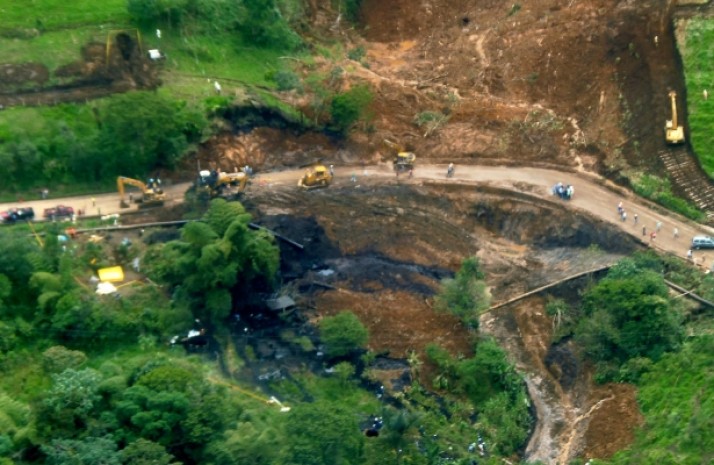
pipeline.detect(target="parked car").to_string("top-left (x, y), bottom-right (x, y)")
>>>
top-left (0, 207), bottom-right (35, 223)
top-left (44, 205), bottom-right (74, 220)
top-left (691, 235), bottom-right (714, 249)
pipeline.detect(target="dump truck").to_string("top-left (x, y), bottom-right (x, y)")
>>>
top-left (117, 177), bottom-right (166, 208)
top-left (298, 165), bottom-right (332, 189)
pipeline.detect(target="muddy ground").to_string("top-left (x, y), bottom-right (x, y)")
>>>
top-left (1, 0), bottom-right (696, 462)
top-left (236, 179), bottom-right (643, 463)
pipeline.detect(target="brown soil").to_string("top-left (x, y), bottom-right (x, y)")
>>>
top-left (243, 178), bottom-right (644, 456)
top-left (2, 0), bottom-right (693, 460)
top-left (0, 32), bottom-right (160, 108)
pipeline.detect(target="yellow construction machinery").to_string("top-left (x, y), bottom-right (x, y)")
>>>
top-left (298, 165), bottom-right (332, 189)
top-left (195, 169), bottom-right (248, 199)
top-left (117, 176), bottom-right (166, 208)
top-left (384, 139), bottom-right (416, 172)
top-left (665, 90), bottom-right (685, 145)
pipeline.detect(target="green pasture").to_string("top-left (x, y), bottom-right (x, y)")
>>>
top-left (0, 0), bottom-right (128, 29)
top-left (682, 18), bottom-right (714, 178)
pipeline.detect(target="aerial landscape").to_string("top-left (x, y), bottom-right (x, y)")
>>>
top-left (0, 0), bottom-right (713, 464)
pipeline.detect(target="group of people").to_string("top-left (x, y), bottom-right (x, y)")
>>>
top-left (552, 182), bottom-right (574, 200)
top-left (618, 202), bottom-right (682, 243)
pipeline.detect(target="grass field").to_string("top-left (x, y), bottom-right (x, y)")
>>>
top-left (682, 18), bottom-right (714, 178)
top-left (0, 0), bottom-right (128, 29)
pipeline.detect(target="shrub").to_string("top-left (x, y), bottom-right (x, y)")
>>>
top-left (434, 257), bottom-right (490, 328)
top-left (319, 311), bottom-right (368, 357)
top-left (575, 267), bottom-right (684, 380)
top-left (42, 346), bottom-right (87, 373)
top-left (274, 70), bottom-right (302, 91)
top-left (414, 110), bottom-right (450, 137)
top-left (632, 173), bottom-right (705, 221)
top-left (347, 46), bottom-right (366, 62)
top-left (330, 84), bottom-right (373, 133)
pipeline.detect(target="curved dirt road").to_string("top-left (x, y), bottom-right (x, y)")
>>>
top-left (3, 164), bottom-right (714, 265)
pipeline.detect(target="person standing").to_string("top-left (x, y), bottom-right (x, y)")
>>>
top-left (642, 226), bottom-right (647, 236)
top-left (329, 165), bottom-right (334, 176)
top-left (674, 227), bottom-right (679, 239)
top-left (656, 221), bottom-right (662, 232)
top-left (621, 211), bottom-right (627, 222)
top-left (687, 249), bottom-right (693, 260)
top-left (650, 231), bottom-right (657, 242)
top-left (633, 213), bottom-right (638, 224)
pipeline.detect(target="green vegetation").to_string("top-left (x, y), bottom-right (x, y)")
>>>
top-left (1, 0), bottom-right (128, 29)
top-left (607, 336), bottom-right (714, 465)
top-left (145, 199), bottom-right (279, 325)
top-left (426, 340), bottom-right (531, 455)
top-left (434, 257), bottom-right (490, 328)
top-left (682, 19), bottom-right (714, 177)
top-left (0, 92), bottom-right (207, 195)
top-left (547, 252), bottom-right (685, 382)
top-left (0, 197), bottom-right (535, 464)
top-left (632, 173), bottom-right (705, 221)
top-left (319, 311), bottom-right (369, 357)
top-left (329, 84), bottom-right (374, 133)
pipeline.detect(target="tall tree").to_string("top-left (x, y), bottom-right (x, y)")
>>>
top-left (146, 199), bottom-right (279, 324)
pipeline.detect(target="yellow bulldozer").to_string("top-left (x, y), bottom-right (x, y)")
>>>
top-left (384, 139), bottom-right (416, 172)
top-left (298, 165), bottom-right (332, 189)
top-left (117, 176), bottom-right (166, 208)
top-left (665, 90), bottom-right (685, 145)
top-left (195, 169), bottom-right (248, 199)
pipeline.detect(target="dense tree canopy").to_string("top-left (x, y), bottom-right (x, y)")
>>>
top-left (576, 269), bottom-right (683, 365)
top-left (146, 199), bottom-right (279, 324)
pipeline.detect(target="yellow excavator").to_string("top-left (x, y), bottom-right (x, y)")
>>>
top-left (117, 176), bottom-right (166, 208)
top-left (195, 169), bottom-right (248, 199)
top-left (665, 90), bottom-right (685, 145)
top-left (383, 139), bottom-right (416, 172)
top-left (298, 165), bottom-right (332, 189)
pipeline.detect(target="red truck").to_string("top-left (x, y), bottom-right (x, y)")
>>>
top-left (44, 205), bottom-right (74, 220)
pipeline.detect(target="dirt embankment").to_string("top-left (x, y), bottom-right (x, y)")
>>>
top-left (241, 180), bottom-right (642, 461)
top-left (295, 0), bottom-right (676, 176)
top-left (0, 32), bottom-right (160, 108)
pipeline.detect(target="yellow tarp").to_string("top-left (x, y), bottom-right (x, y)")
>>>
top-left (98, 266), bottom-right (124, 283)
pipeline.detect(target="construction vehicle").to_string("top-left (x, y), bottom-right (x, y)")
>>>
top-left (117, 176), bottom-right (166, 208)
top-left (384, 139), bottom-right (416, 172)
top-left (665, 90), bottom-right (685, 145)
top-left (195, 169), bottom-right (248, 199)
top-left (298, 165), bottom-right (332, 189)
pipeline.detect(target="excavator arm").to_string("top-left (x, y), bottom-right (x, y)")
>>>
top-left (665, 91), bottom-right (685, 145)
top-left (117, 177), bottom-right (148, 202)
top-left (670, 91), bottom-right (678, 130)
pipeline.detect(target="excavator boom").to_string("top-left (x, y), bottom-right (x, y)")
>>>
top-left (665, 91), bottom-right (685, 145)
top-left (117, 176), bottom-right (166, 208)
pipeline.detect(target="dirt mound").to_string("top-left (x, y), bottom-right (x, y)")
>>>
top-left (0, 63), bottom-right (49, 89)
top-left (583, 383), bottom-right (642, 459)
top-left (338, 0), bottom-right (685, 179)
top-left (0, 32), bottom-right (160, 108)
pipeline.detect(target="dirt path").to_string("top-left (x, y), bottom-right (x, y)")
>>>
top-left (4, 164), bottom-right (714, 264)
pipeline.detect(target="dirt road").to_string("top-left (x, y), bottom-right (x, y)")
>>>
top-left (3, 164), bottom-right (714, 265)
